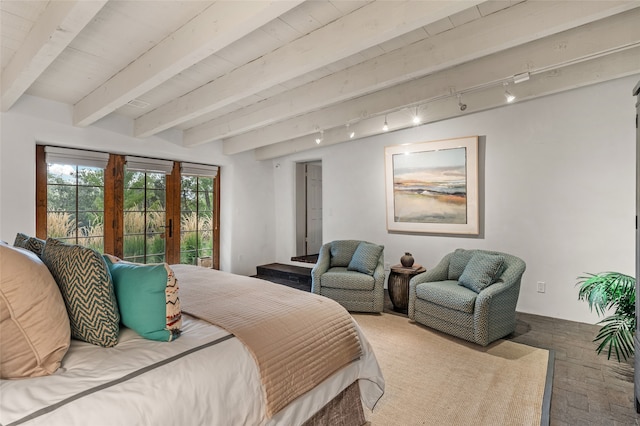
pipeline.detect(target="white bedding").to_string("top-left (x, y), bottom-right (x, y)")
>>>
top-left (0, 314), bottom-right (384, 426)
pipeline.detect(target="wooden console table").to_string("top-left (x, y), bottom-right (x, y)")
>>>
top-left (388, 264), bottom-right (426, 314)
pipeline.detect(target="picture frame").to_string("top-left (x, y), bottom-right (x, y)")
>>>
top-left (385, 136), bottom-right (479, 235)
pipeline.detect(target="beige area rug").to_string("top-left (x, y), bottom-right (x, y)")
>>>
top-left (353, 313), bottom-right (550, 426)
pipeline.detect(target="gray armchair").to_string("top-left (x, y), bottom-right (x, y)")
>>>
top-left (408, 249), bottom-right (526, 346)
top-left (311, 240), bottom-right (385, 313)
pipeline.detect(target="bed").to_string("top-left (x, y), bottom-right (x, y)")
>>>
top-left (0, 240), bottom-right (385, 426)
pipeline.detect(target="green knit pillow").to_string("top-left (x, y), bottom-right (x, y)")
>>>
top-left (347, 242), bottom-right (383, 275)
top-left (458, 252), bottom-right (505, 293)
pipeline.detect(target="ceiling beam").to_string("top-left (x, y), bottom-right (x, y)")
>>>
top-left (133, 0), bottom-right (484, 138)
top-left (191, 0), bottom-right (639, 150)
top-left (223, 7), bottom-right (640, 154)
top-left (1, 0), bottom-right (107, 112)
top-left (72, 0), bottom-right (304, 127)
top-left (254, 47), bottom-right (640, 161)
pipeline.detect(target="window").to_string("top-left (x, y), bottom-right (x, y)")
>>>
top-left (180, 175), bottom-right (213, 264)
top-left (35, 146), bottom-right (220, 268)
top-left (44, 147), bottom-right (108, 253)
top-left (180, 163), bottom-right (219, 266)
top-left (123, 171), bottom-right (167, 263)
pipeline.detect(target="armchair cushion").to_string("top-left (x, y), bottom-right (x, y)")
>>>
top-left (330, 240), bottom-right (361, 267)
top-left (321, 268), bottom-right (375, 291)
top-left (416, 280), bottom-right (477, 313)
top-left (458, 252), bottom-right (505, 293)
top-left (347, 242), bottom-right (384, 275)
top-left (447, 248), bottom-right (474, 280)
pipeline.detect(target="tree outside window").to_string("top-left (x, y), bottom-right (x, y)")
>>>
top-left (46, 164), bottom-right (104, 252)
top-left (180, 175), bottom-right (214, 265)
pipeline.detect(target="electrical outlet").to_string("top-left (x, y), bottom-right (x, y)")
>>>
top-left (384, 262), bottom-right (390, 271)
top-left (537, 281), bottom-right (546, 293)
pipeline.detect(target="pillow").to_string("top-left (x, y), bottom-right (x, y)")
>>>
top-left (347, 242), bottom-right (384, 275)
top-left (13, 232), bottom-right (46, 258)
top-left (0, 242), bottom-right (70, 379)
top-left (103, 255), bottom-right (182, 342)
top-left (458, 252), bottom-right (505, 293)
top-left (448, 248), bottom-right (474, 280)
top-left (41, 239), bottom-right (120, 347)
top-left (330, 240), bottom-right (361, 267)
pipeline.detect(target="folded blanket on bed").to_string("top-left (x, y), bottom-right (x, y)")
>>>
top-left (171, 265), bottom-right (362, 418)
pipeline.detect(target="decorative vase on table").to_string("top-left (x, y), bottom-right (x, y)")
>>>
top-left (400, 252), bottom-right (414, 268)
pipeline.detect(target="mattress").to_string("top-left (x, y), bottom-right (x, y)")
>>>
top-left (0, 313), bottom-right (384, 425)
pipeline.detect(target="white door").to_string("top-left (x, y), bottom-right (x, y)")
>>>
top-left (306, 163), bottom-right (322, 254)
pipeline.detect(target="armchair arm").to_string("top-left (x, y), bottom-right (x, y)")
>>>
top-left (311, 243), bottom-right (332, 294)
top-left (473, 255), bottom-right (526, 345)
top-left (408, 252), bottom-right (453, 319)
top-left (371, 253), bottom-right (386, 312)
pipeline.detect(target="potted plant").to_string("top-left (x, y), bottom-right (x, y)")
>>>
top-left (577, 272), bottom-right (636, 362)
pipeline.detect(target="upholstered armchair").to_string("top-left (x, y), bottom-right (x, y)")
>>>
top-left (311, 240), bottom-right (385, 313)
top-left (408, 249), bottom-right (526, 346)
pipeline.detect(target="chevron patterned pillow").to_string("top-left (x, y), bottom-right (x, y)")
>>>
top-left (42, 239), bottom-right (120, 347)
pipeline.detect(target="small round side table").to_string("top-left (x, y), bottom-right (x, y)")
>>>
top-left (388, 264), bottom-right (426, 314)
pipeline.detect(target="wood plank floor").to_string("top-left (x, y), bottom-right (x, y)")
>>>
top-left (510, 312), bottom-right (637, 425)
top-left (262, 276), bottom-right (638, 425)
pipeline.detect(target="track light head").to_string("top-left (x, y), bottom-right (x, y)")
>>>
top-left (457, 94), bottom-right (467, 111)
top-left (503, 82), bottom-right (516, 103)
top-left (382, 115), bottom-right (389, 131)
top-left (412, 107), bottom-right (420, 125)
top-left (504, 91), bottom-right (516, 103)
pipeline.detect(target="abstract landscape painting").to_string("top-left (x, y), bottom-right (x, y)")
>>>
top-left (385, 137), bottom-right (479, 234)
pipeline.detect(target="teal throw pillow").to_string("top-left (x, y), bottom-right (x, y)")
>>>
top-left (41, 239), bottom-right (120, 347)
top-left (458, 252), bottom-right (505, 293)
top-left (104, 255), bottom-right (181, 342)
top-left (448, 248), bottom-right (474, 280)
top-left (347, 242), bottom-right (384, 276)
top-left (14, 233), bottom-right (46, 258)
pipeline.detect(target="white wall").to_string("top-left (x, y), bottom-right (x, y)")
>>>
top-left (1, 76), bottom-right (637, 324)
top-left (273, 75), bottom-right (639, 324)
top-left (0, 95), bottom-right (276, 275)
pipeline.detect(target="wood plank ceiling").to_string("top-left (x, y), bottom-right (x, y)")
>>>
top-left (2, 1), bottom-right (639, 160)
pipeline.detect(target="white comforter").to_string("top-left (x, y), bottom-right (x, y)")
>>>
top-left (0, 315), bottom-right (384, 426)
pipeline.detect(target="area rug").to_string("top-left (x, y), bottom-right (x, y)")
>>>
top-left (353, 313), bottom-right (552, 426)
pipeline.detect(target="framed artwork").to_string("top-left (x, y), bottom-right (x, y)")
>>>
top-left (385, 136), bottom-right (479, 235)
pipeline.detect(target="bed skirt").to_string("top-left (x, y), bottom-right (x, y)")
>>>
top-left (303, 381), bottom-right (366, 426)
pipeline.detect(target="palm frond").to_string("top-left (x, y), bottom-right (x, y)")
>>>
top-left (593, 314), bottom-right (635, 362)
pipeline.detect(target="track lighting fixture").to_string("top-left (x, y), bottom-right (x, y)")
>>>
top-left (382, 115), bottom-right (389, 132)
top-left (412, 107), bottom-right (420, 125)
top-left (315, 129), bottom-right (323, 144)
top-left (346, 123), bottom-right (355, 139)
top-left (503, 82), bottom-right (515, 103)
top-left (457, 94), bottom-right (467, 111)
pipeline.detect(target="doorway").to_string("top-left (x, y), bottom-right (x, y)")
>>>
top-left (295, 161), bottom-right (322, 260)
